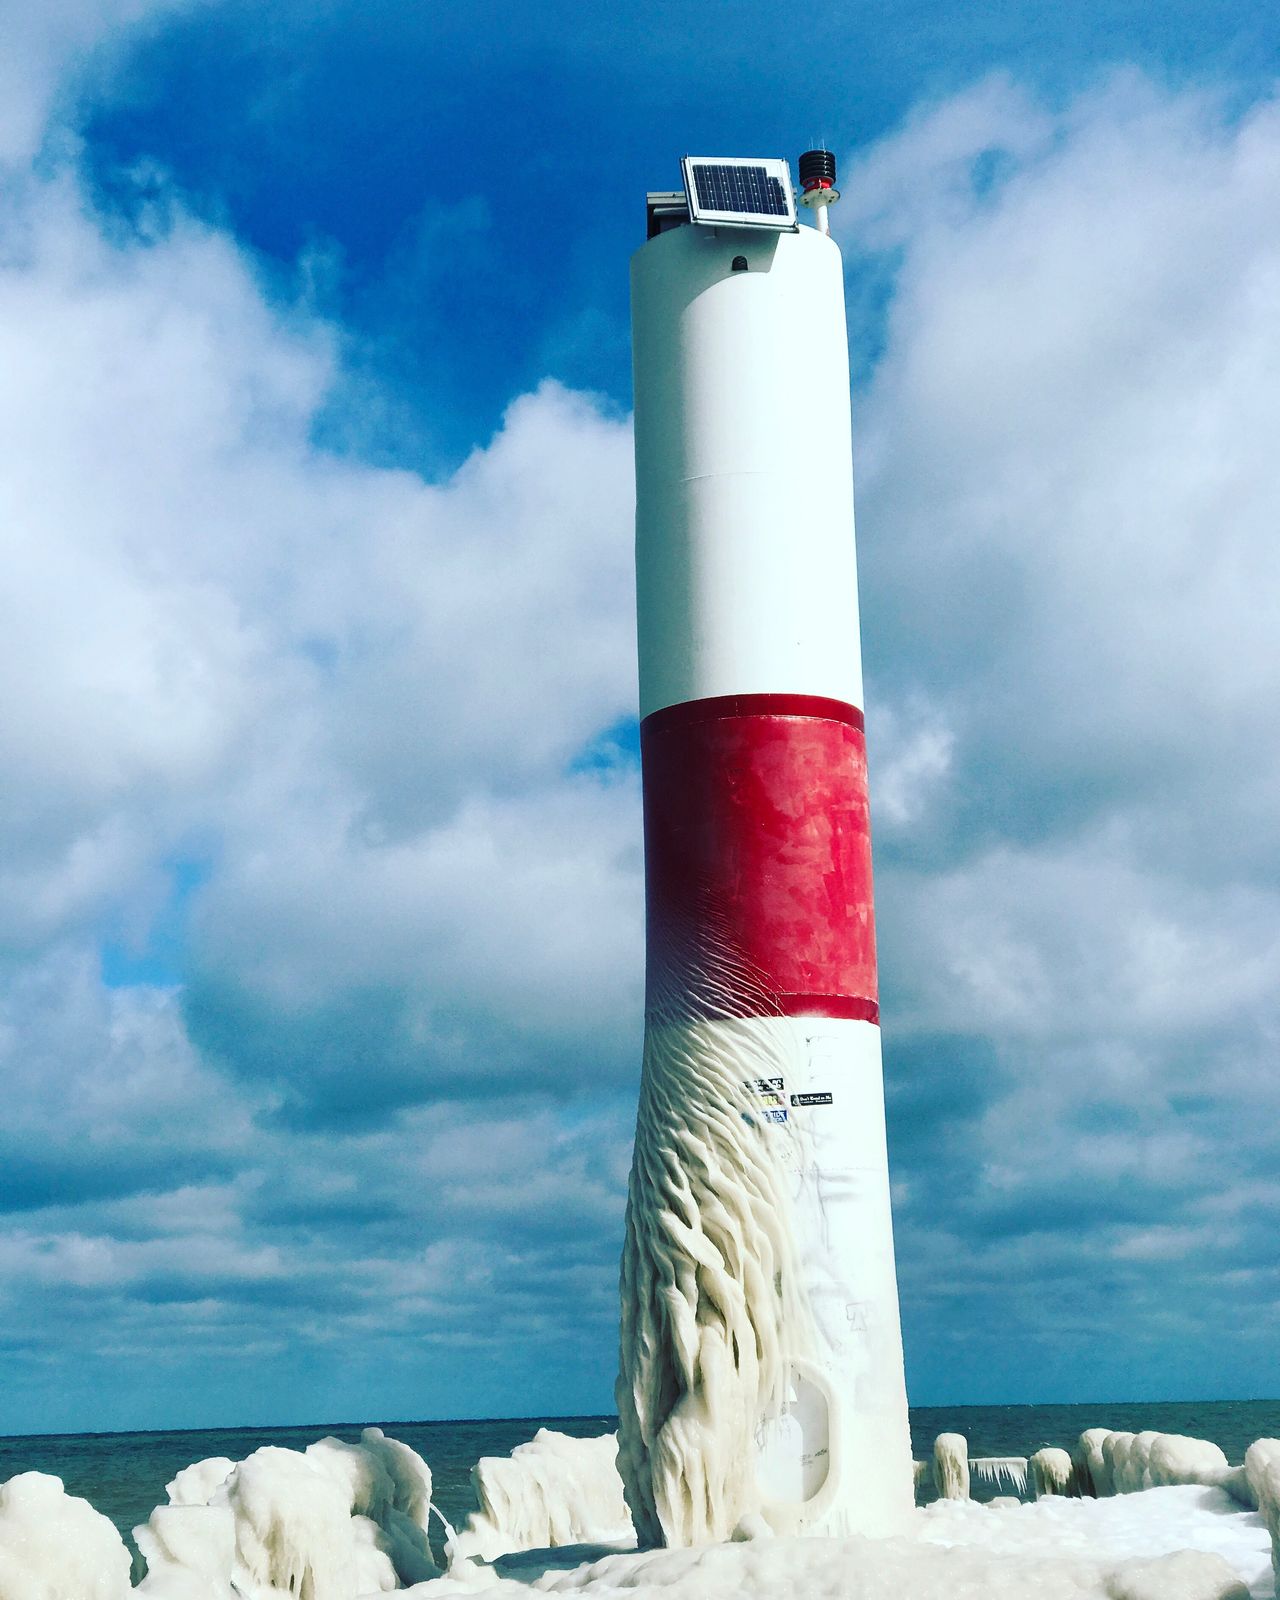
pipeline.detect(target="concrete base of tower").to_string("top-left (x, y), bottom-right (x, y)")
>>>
top-left (618, 1007), bottom-right (914, 1545)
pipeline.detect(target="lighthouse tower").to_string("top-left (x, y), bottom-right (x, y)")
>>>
top-left (615, 156), bottom-right (914, 1546)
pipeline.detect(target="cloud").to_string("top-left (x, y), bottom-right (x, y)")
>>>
top-left (0, 95), bottom-right (639, 1425)
top-left (848, 74), bottom-right (1280, 1401)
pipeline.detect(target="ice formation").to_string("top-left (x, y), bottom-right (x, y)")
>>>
top-left (615, 986), bottom-right (813, 1546)
top-left (166, 1460), bottom-right (236, 1509)
top-left (131, 1430), bottom-right (439, 1599)
top-left (1245, 1438), bottom-right (1280, 1571)
top-left (1104, 1432), bottom-right (1138, 1495)
top-left (1077, 1429), bottom-right (1113, 1496)
top-left (1081, 1432), bottom-right (1244, 1502)
top-left (932, 1432), bottom-right (970, 1500)
top-left (971, 1457), bottom-right (1031, 1498)
top-left (1032, 1447), bottom-right (1076, 1498)
top-left (1127, 1432), bottom-right (1163, 1493)
top-left (0, 1472), bottom-right (132, 1600)
top-left (134, 1503), bottom-right (237, 1598)
top-left (1147, 1436), bottom-right (1230, 1490)
top-left (447, 1431), bottom-right (631, 1563)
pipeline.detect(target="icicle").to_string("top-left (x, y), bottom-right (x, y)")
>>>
top-left (969, 1457), bottom-right (1029, 1498)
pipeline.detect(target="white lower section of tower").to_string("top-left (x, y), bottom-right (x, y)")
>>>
top-left (753, 1016), bottom-right (914, 1539)
top-left (616, 1012), bottom-right (914, 1546)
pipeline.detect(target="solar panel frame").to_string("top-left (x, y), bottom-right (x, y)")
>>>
top-left (681, 157), bottom-right (797, 230)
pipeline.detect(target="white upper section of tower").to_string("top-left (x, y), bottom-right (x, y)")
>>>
top-left (631, 222), bottom-right (866, 719)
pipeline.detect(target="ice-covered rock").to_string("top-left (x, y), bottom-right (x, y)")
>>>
top-left (133, 1503), bottom-right (237, 1599)
top-left (1126, 1432), bottom-right (1162, 1492)
top-left (359, 1429), bottom-right (435, 1535)
top-left (1214, 1466), bottom-right (1255, 1509)
top-left (1076, 1428), bottom-right (1112, 1496)
top-left (166, 1459), bottom-right (235, 1509)
top-left (932, 1433), bottom-right (970, 1501)
top-left (1103, 1548), bottom-right (1248, 1600)
top-left (219, 1445), bottom-right (387, 1599)
top-left (1244, 1437), bottom-right (1280, 1575)
top-left (137, 1433), bottom-right (440, 1598)
top-left (1104, 1433), bottom-right (1137, 1496)
top-left (1147, 1435), bottom-right (1230, 1490)
top-left (449, 1430), bottom-right (632, 1564)
top-left (0, 1471), bottom-right (132, 1600)
top-left (1093, 1432), bottom-right (1239, 1501)
top-left (1031, 1447), bottom-right (1075, 1498)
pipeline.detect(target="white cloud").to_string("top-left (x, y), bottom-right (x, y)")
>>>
top-left (0, 127), bottom-right (641, 1423)
top-left (852, 76), bottom-right (1280, 1397)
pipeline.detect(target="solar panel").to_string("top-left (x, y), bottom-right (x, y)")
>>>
top-left (681, 157), bottom-right (796, 230)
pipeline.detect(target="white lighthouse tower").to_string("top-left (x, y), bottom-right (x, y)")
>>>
top-left (616, 155), bottom-right (914, 1547)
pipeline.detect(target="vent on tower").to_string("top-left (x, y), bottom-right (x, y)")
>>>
top-left (681, 157), bottom-right (797, 229)
top-left (646, 191), bottom-right (690, 239)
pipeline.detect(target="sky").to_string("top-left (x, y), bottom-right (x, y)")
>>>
top-left (1, 0), bottom-right (1278, 1436)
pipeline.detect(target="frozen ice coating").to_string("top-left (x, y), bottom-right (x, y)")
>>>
top-left (166, 1460), bottom-right (235, 1509)
top-left (619, 175), bottom-right (913, 1546)
top-left (219, 1445), bottom-right (388, 1599)
top-left (128, 1434), bottom-right (440, 1598)
top-left (1128, 1433), bottom-right (1163, 1493)
top-left (1085, 1432), bottom-right (1243, 1500)
top-left (1078, 1431), bottom-right (1114, 1497)
top-left (357, 1430), bottom-right (436, 1537)
top-left (1148, 1437), bottom-right (1231, 1490)
top-left (133, 1503), bottom-right (237, 1598)
top-left (615, 1011), bottom-right (815, 1545)
top-left (1103, 1550), bottom-right (1250, 1600)
top-left (0, 1472), bottom-right (132, 1600)
top-left (1032, 1448), bottom-right (1076, 1498)
top-left (933, 1434), bottom-right (971, 1501)
top-left (448, 1431), bottom-right (631, 1562)
top-left (1244, 1438), bottom-right (1280, 1571)
top-left (1105, 1434), bottom-right (1138, 1496)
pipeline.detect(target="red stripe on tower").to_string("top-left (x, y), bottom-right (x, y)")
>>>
top-left (641, 694), bottom-right (878, 1023)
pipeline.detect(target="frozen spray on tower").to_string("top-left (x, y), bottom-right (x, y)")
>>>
top-left (616, 155), bottom-right (914, 1545)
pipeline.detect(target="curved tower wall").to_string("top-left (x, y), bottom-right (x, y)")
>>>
top-left (622, 219), bottom-right (914, 1541)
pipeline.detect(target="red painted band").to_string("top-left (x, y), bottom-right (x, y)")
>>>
top-left (642, 702), bottom-right (878, 1022)
top-left (642, 693), bottom-right (864, 738)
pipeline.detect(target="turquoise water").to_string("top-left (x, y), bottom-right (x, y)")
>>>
top-left (3, 1400), bottom-right (1279, 1550)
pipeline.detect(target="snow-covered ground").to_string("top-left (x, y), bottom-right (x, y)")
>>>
top-left (0, 1432), bottom-right (1275, 1600)
top-left (416, 1487), bottom-right (1270, 1600)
